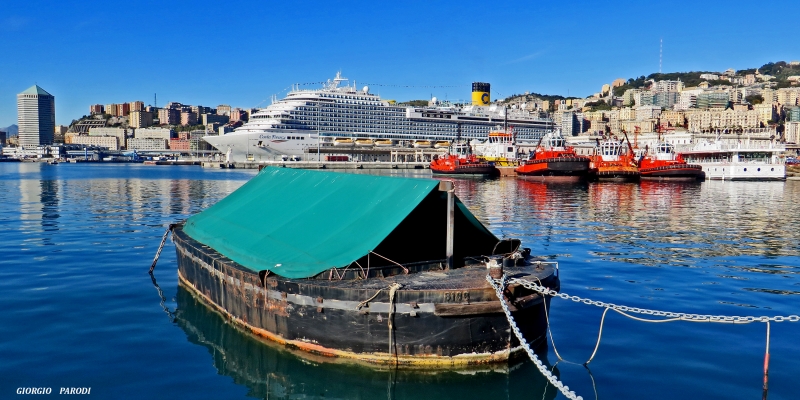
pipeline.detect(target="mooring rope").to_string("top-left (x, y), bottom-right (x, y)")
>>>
top-left (486, 274), bottom-right (583, 400)
top-left (149, 224), bottom-right (174, 273)
top-left (492, 276), bottom-right (797, 397)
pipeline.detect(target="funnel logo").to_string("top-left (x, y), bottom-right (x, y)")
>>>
top-left (481, 93), bottom-right (489, 104)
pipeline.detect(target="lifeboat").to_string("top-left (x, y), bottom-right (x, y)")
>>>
top-left (333, 138), bottom-right (354, 146)
top-left (413, 140), bottom-right (432, 148)
top-left (374, 139), bottom-right (393, 147)
top-left (355, 139), bottom-right (374, 147)
top-left (638, 142), bottom-right (705, 181)
top-left (433, 141), bottom-right (451, 149)
top-left (515, 131), bottom-right (591, 180)
top-left (589, 136), bottom-right (640, 182)
top-left (429, 154), bottom-right (499, 176)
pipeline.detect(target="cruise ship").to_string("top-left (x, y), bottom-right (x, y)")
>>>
top-left (203, 73), bottom-right (555, 162)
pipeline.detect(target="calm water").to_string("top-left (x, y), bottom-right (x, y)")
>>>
top-left (1, 163), bottom-right (798, 399)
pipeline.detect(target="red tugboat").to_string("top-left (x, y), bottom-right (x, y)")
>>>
top-left (636, 126), bottom-right (705, 181)
top-left (638, 142), bottom-right (705, 181)
top-left (589, 135), bottom-right (640, 182)
top-left (430, 143), bottom-right (499, 176)
top-left (515, 131), bottom-right (591, 180)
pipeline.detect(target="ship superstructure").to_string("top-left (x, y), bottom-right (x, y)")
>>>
top-left (203, 73), bottom-right (555, 162)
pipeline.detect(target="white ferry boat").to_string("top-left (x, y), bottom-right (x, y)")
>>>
top-left (679, 133), bottom-right (786, 181)
top-left (203, 73), bottom-right (554, 162)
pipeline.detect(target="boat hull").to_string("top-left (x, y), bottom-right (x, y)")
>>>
top-left (430, 164), bottom-right (499, 176)
top-left (591, 169), bottom-right (640, 182)
top-left (172, 226), bottom-right (558, 368)
top-left (515, 157), bottom-right (590, 178)
top-left (639, 164), bottom-right (706, 181)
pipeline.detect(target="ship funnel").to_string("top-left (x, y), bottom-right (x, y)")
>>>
top-left (472, 82), bottom-right (490, 106)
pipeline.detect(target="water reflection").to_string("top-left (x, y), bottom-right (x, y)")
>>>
top-left (174, 285), bottom-right (558, 400)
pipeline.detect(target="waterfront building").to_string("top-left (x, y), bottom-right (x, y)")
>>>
top-left (89, 127), bottom-right (127, 149)
top-left (106, 104), bottom-right (118, 116)
top-left (126, 138), bottom-right (168, 151)
top-left (687, 109), bottom-right (760, 132)
top-left (70, 134), bottom-right (119, 151)
top-left (17, 85), bottom-right (55, 149)
top-left (89, 104), bottom-right (105, 115)
top-left (619, 108), bottom-right (635, 120)
top-left (158, 108), bottom-right (180, 125)
top-left (129, 101), bottom-right (145, 112)
top-left (169, 138), bottom-right (190, 151)
top-left (130, 111), bottom-right (154, 129)
top-left (135, 127), bottom-right (174, 140)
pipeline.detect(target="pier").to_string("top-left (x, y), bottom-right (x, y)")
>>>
top-left (201, 160), bottom-right (430, 170)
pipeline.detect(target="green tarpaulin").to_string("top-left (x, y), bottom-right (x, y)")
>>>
top-left (183, 167), bottom-right (500, 279)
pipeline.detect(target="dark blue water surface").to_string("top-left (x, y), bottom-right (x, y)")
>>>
top-left (1, 162), bottom-right (798, 399)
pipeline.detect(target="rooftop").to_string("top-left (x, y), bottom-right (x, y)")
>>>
top-left (19, 85), bottom-right (52, 96)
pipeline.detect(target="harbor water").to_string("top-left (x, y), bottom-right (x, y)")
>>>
top-left (1, 162), bottom-right (799, 399)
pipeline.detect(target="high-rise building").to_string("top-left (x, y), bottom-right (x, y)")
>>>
top-left (17, 85), bottom-right (55, 148)
top-left (89, 104), bottom-right (105, 115)
top-left (129, 101), bottom-right (145, 112)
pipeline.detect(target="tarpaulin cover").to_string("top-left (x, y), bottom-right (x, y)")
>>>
top-left (183, 167), bottom-right (499, 278)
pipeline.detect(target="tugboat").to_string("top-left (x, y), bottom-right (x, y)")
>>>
top-left (515, 130), bottom-right (591, 180)
top-left (171, 168), bottom-right (559, 368)
top-left (588, 134), bottom-right (640, 182)
top-left (638, 142), bottom-right (705, 181)
top-left (430, 153), bottom-right (499, 176)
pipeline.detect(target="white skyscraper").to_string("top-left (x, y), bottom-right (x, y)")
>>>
top-left (17, 85), bottom-right (55, 148)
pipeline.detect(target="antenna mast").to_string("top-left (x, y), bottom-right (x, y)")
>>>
top-left (659, 38), bottom-right (663, 74)
top-left (154, 93), bottom-right (157, 108)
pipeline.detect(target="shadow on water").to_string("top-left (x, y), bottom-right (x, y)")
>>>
top-left (167, 283), bottom-right (559, 400)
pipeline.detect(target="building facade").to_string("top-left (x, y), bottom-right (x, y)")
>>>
top-left (17, 85), bottom-right (55, 148)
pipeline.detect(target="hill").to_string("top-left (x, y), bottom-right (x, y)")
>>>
top-left (1, 124), bottom-right (18, 136)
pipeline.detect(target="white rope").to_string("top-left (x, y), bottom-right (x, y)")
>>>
top-left (486, 274), bottom-right (583, 400)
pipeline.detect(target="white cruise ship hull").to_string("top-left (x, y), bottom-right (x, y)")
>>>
top-left (202, 73), bottom-right (554, 163)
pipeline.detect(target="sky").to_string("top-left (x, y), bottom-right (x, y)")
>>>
top-left (1, 0), bottom-right (799, 128)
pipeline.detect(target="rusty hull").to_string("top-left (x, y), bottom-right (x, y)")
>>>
top-left (173, 226), bottom-right (559, 368)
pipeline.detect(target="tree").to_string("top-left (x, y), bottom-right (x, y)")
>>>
top-left (745, 94), bottom-right (764, 105)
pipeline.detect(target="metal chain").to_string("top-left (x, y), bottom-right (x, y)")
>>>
top-left (486, 275), bottom-right (583, 400)
top-left (503, 278), bottom-right (800, 324)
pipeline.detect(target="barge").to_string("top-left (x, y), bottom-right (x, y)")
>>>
top-left (172, 167), bottom-right (559, 368)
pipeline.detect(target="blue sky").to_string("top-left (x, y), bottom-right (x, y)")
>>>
top-left (1, 0), bottom-right (798, 128)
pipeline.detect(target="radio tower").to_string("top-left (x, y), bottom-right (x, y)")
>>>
top-left (659, 38), bottom-right (663, 74)
top-left (154, 93), bottom-right (158, 108)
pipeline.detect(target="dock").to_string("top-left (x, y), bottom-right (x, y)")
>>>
top-left (201, 161), bottom-right (430, 170)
